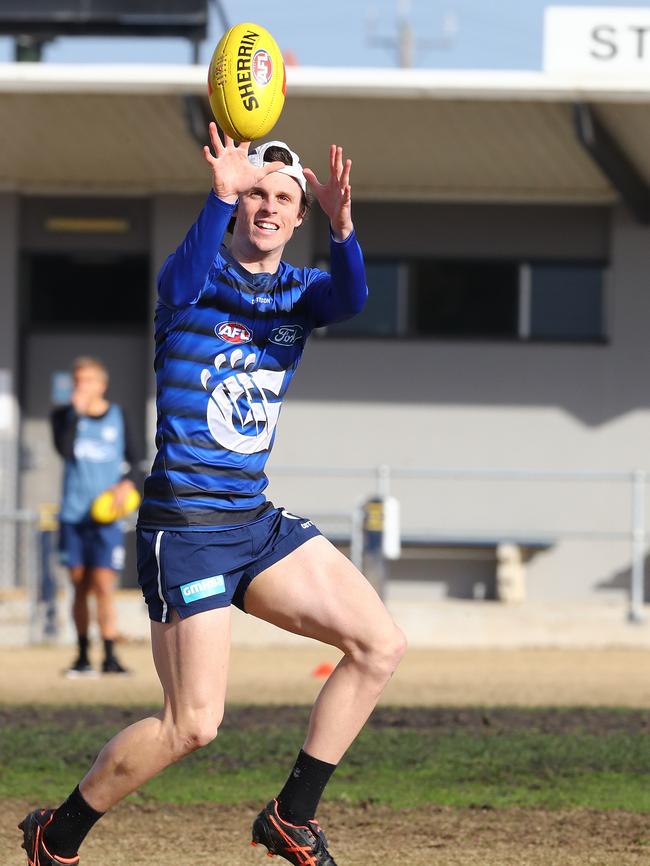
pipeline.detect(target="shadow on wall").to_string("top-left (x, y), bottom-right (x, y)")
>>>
top-left (388, 555), bottom-right (498, 601)
top-left (596, 559), bottom-right (649, 602)
top-left (294, 339), bottom-right (624, 427)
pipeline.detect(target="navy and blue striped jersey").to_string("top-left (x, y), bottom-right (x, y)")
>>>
top-left (138, 191), bottom-right (367, 530)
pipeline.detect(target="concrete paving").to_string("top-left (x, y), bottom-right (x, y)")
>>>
top-left (2, 586), bottom-right (650, 648)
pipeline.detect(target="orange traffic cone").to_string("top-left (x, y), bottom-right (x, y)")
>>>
top-left (312, 662), bottom-right (335, 679)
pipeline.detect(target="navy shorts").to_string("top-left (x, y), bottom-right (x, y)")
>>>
top-left (59, 521), bottom-right (126, 571)
top-left (136, 507), bottom-right (321, 622)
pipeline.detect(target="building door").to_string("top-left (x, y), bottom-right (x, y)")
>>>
top-left (19, 198), bottom-right (151, 590)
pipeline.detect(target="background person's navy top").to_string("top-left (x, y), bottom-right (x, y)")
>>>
top-left (138, 191), bottom-right (368, 530)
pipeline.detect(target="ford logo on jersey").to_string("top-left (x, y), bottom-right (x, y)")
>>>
top-left (215, 321), bottom-right (252, 344)
top-left (269, 325), bottom-right (304, 346)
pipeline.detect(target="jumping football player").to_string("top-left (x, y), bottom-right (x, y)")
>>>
top-left (20, 124), bottom-right (406, 866)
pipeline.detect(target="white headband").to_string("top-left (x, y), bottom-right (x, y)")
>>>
top-left (247, 140), bottom-right (307, 194)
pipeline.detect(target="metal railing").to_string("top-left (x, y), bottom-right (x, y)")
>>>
top-left (2, 465), bottom-right (649, 643)
top-left (0, 509), bottom-right (39, 589)
top-left (0, 508), bottom-right (44, 642)
top-left (270, 464), bottom-right (649, 624)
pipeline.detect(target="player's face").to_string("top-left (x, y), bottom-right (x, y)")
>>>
top-left (73, 367), bottom-right (107, 400)
top-left (234, 172), bottom-right (304, 254)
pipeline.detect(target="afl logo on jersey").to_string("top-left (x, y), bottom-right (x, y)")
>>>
top-left (269, 325), bottom-right (303, 346)
top-left (216, 321), bottom-right (252, 344)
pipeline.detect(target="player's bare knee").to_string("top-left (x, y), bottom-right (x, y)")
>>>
top-left (376, 624), bottom-right (407, 673)
top-left (170, 711), bottom-right (223, 755)
top-left (180, 725), bottom-right (219, 753)
top-left (346, 623), bottom-right (407, 681)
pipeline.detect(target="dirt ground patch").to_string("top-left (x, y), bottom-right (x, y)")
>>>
top-left (3, 704), bottom-right (650, 736)
top-left (5, 799), bottom-right (650, 866)
top-left (3, 644), bottom-right (650, 707)
top-left (5, 647), bottom-right (650, 864)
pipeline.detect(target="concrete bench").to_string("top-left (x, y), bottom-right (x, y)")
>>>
top-left (400, 534), bottom-right (555, 603)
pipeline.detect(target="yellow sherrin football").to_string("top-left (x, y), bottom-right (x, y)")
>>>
top-left (91, 487), bottom-right (141, 524)
top-left (208, 22), bottom-right (286, 142)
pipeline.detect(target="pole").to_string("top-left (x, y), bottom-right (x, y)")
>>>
top-left (397, 15), bottom-right (414, 67)
top-left (362, 498), bottom-right (387, 599)
top-left (350, 505), bottom-right (364, 572)
top-left (629, 469), bottom-right (646, 623)
top-left (377, 463), bottom-right (391, 498)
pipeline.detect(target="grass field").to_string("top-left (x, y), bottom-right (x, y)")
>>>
top-left (3, 645), bottom-right (650, 865)
top-left (4, 705), bottom-right (650, 812)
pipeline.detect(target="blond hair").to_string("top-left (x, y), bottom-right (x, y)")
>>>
top-left (72, 356), bottom-right (109, 382)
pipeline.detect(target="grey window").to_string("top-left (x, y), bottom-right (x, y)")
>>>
top-left (317, 256), bottom-right (606, 344)
top-left (412, 260), bottom-right (519, 339)
top-left (24, 252), bottom-right (149, 328)
top-left (326, 262), bottom-right (402, 337)
top-left (526, 263), bottom-right (605, 341)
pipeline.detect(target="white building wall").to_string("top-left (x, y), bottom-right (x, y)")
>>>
top-left (265, 203), bottom-right (650, 605)
top-left (12, 192), bottom-right (647, 604)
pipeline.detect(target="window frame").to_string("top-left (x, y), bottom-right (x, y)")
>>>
top-left (314, 255), bottom-right (609, 346)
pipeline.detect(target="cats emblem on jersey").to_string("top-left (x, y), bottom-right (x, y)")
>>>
top-left (201, 350), bottom-right (284, 454)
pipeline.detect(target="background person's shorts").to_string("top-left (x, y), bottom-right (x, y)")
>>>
top-left (59, 520), bottom-right (126, 571)
top-left (136, 507), bottom-right (322, 622)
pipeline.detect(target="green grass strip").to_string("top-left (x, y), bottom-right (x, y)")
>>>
top-left (3, 708), bottom-right (650, 811)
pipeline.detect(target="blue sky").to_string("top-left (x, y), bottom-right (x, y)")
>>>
top-left (0, 1), bottom-right (643, 68)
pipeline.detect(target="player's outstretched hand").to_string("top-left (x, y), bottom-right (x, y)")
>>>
top-left (203, 122), bottom-right (284, 203)
top-left (303, 145), bottom-right (353, 241)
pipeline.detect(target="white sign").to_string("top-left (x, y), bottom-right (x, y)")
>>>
top-left (544, 6), bottom-right (650, 75)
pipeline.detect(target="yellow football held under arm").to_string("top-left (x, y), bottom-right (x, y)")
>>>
top-left (90, 487), bottom-right (141, 524)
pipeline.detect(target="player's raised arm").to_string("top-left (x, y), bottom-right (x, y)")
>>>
top-left (303, 144), bottom-right (368, 326)
top-left (159, 123), bottom-right (284, 308)
top-left (303, 144), bottom-right (353, 241)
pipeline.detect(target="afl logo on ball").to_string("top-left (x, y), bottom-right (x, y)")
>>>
top-left (252, 49), bottom-right (273, 86)
top-left (215, 322), bottom-right (252, 344)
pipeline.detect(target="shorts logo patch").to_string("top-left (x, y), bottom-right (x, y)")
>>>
top-left (111, 545), bottom-right (126, 571)
top-left (180, 575), bottom-right (226, 603)
top-left (269, 325), bottom-right (303, 346)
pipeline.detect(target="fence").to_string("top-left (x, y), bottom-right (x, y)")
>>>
top-left (271, 464), bottom-right (649, 624)
top-left (1, 466), bottom-right (648, 645)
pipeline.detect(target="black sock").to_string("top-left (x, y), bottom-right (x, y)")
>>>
top-left (43, 786), bottom-right (104, 859)
top-left (103, 638), bottom-right (114, 663)
top-left (276, 749), bottom-right (337, 826)
top-left (77, 635), bottom-right (89, 664)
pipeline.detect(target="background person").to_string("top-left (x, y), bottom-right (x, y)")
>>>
top-left (51, 356), bottom-right (138, 677)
